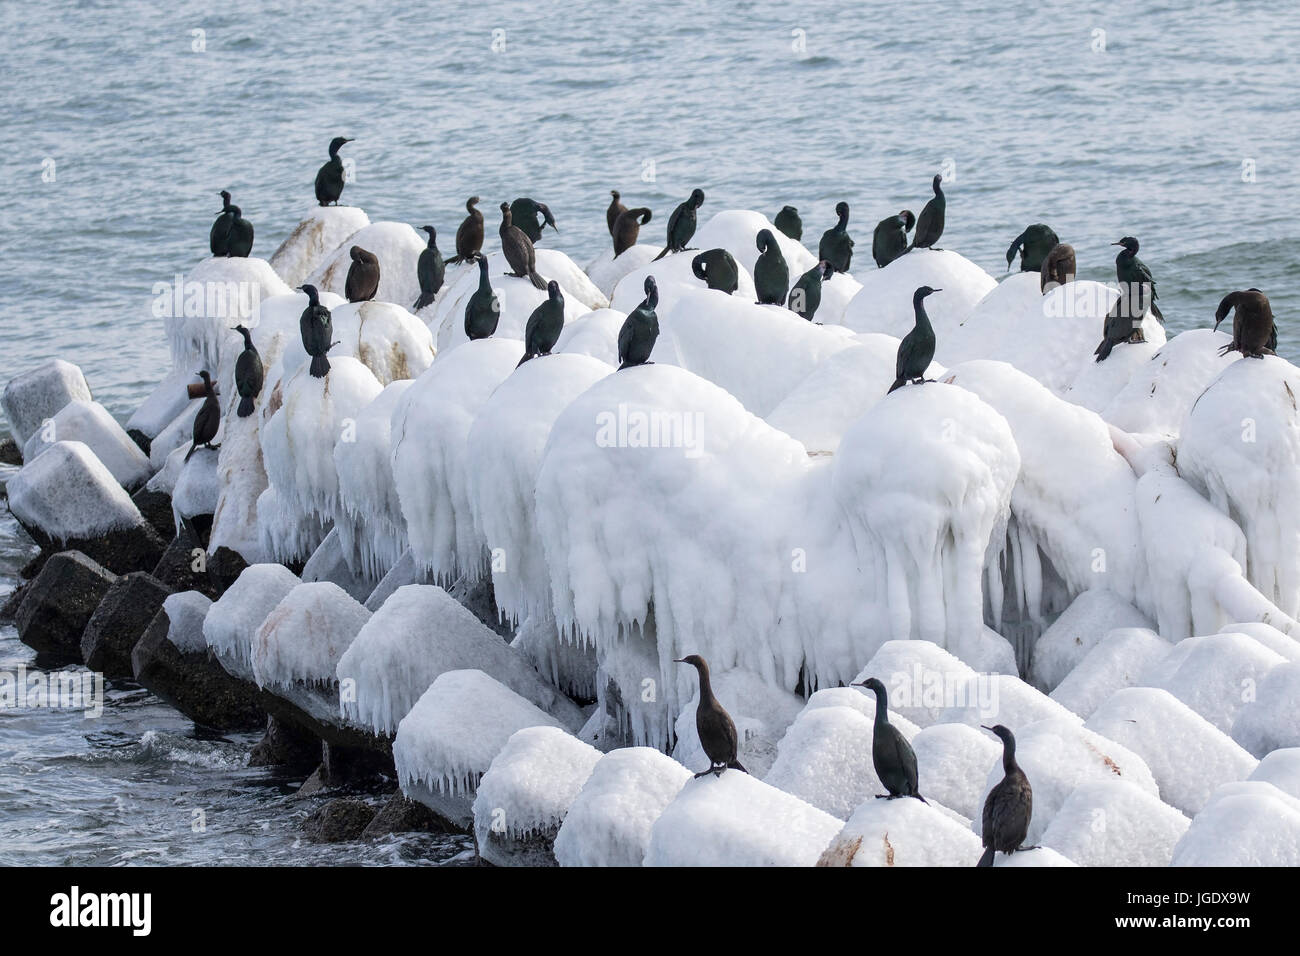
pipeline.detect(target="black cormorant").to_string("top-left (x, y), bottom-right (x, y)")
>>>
top-left (464, 256), bottom-right (500, 341)
top-left (888, 286), bottom-right (940, 393)
top-left (1006, 224), bottom-right (1059, 273)
top-left (225, 206), bottom-right (254, 258)
top-left (518, 280), bottom-right (565, 367)
top-left (691, 248), bottom-right (739, 294)
top-left (298, 284), bottom-right (334, 377)
top-left (819, 202), bottom-right (854, 273)
top-left (499, 202), bottom-right (546, 289)
top-left (978, 724), bottom-right (1034, 867)
top-left (1040, 243), bottom-right (1076, 292)
top-left (210, 190), bottom-right (234, 256)
top-left (606, 190), bottom-right (627, 237)
top-left (911, 175), bottom-right (946, 250)
top-left (231, 325), bottom-right (263, 418)
top-left (448, 196), bottom-right (484, 265)
top-left (774, 205), bottom-right (803, 241)
top-left (852, 677), bottom-right (927, 802)
top-left (617, 276), bottom-right (659, 369)
top-left (509, 197), bottom-right (557, 244)
top-left (872, 210), bottom-right (915, 269)
top-left (652, 188), bottom-right (705, 261)
top-left (674, 654), bottom-right (746, 777)
top-left (754, 229), bottom-right (790, 305)
top-left (314, 136), bottom-right (353, 206)
top-left (789, 260), bottom-right (833, 321)
top-left (344, 245), bottom-right (380, 302)
top-left (1215, 289), bottom-right (1276, 358)
top-left (413, 226), bottom-right (445, 310)
top-left (185, 371), bottom-right (220, 462)
top-left (613, 207), bottom-right (652, 257)
top-left (1113, 236), bottom-right (1163, 322)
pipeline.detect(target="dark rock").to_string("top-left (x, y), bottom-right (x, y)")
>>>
top-left (322, 742), bottom-right (393, 787)
top-left (0, 438), bottom-right (20, 466)
top-left (152, 529), bottom-right (219, 598)
top-left (15, 550), bottom-right (118, 663)
top-left (296, 765), bottom-right (330, 797)
top-left (448, 572), bottom-right (514, 640)
top-left (131, 486), bottom-right (175, 541)
top-left (302, 798), bottom-right (377, 843)
top-left (478, 826), bottom-right (561, 867)
top-left (249, 716), bottom-right (321, 770)
top-left (206, 546), bottom-right (249, 597)
top-left (16, 517), bottom-right (166, 579)
top-left (362, 793), bottom-right (453, 838)
top-left (131, 608), bottom-right (264, 731)
top-left (81, 572), bottom-right (172, 677)
top-left (126, 428), bottom-right (151, 457)
top-left (0, 582), bottom-right (27, 621)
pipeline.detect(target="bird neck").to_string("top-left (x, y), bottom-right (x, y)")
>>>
top-left (694, 666), bottom-right (714, 703)
top-left (871, 692), bottom-right (889, 726)
top-left (914, 301), bottom-right (933, 333)
top-left (837, 209), bottom-right (849, 229)
top-left (1001, 739), bottom-right (1018, 775)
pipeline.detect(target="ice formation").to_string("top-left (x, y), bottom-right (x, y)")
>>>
top-left (841, 249), bottom-right (997, 341)
top-left (608, 249), bottom-right (757, 317)
top-left (1103, 328), bottom-right (1240, 437)
top-left (1040, 780), bottom-right (1189, 867)
top-left (584, 244), bottom-right (662, 299)
top-left (161, 591), bottom-right (213, 655)
top-left (208, 407), bottom-right (270, 563)
top-left (1248, 748), bottom-right (1300, 799)
top-left (1049, 627), bottom-right (1171, 719)
top-left (170, 447), bottom-right (219, 526)
top-left (250, 581), bottom-right (371, 689)
top-left (909, 721), bottom-right (1002, 820)
top-left (275, 300), bottom-right (434, 387)
top-left (692, 209), bottom-right (816, 277)
top-left (1232, 662), bottom-right (1300, 757)
top-left (818, 793), bottom-right (982, 867)
top-left (269, 205), bottom-right (371, 289)
top-left (164, 256), bottom-right (291, 376)
top-left (21, 400), bottom-right (151, 489)
top-left (1171, 781), bottom-right (1300, 866)
top-left (202, 563), bottom-right (301, 667)
top-left (3, 359), bottom-right (94, 448)
top-left (553, 308), bottom-right (626, 368)
top-left (533, 248), bottom-right (610, 310)
top-left (1140, 631), bottom-right (1285, 735)
top-left (671, 666), bottom-right (805, 778)
top-left (305, 221), bottom-right (426, 308)
top-left (1030, 591), bottom-right (1155, 693)
top-left (6, 441), bottom-right (145, 542)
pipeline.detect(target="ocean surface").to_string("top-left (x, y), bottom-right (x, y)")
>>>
top-left (1, 0), bottom-right (1297, 865)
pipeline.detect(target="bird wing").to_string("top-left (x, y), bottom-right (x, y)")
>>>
top-left (665, 203), bottom-right (684, 240)
top-left (697, 705), bottom-right (739, 765)
top-left (617, 316), bottom-right (634, 364)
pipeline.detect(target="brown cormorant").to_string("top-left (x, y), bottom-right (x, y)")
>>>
top-left (464, 256), bottom-right (500, 340)
top-left (1040, 243), bottom-right (1076, 292)
top-left (691, 248), bottom-right (739, 294)
top-left (447, 196), bottom-right (484, 265)
top-left (872, 210), bottom-right (915, 269)
top-left (184, 371), bottom-right (220, 462)
top-left (517, 281), bottom-right (565, 367)
top-left (888, 286), bottom-right (940, 393)
top-left (314, 136), bottom-right (353, 206)
top-left (1006, 224), bottom-right (1059, 273)
top-left (774, 205), bottom-right (803, 241)
top-left (613, 207), bottom-right (652, 257)
top-left (674, 654), bottom-right (746, 777)
top-left (232, 325), bottom-right (263, 418)
top-left (911, 175), bottom-right (946, 250)
top-left (789, 260), bottom-right (833, 321)
top-left (509, 198), bottom-right (557, 244)
top-left (1214, 289), bottom-right (1276, 358)
top-left (754, 229), bottom-right (790, 305)
top-left (606, 190), bottom-right (627, 236)
top-left (978, 724), bottom-right (1035, 867)
top-left (413, 226), bottom-right (445, 310)
top-left (852, 677), bottom-right (927, 802)
top-left (499, 202), bottom-right (547, 289)
top-left (617, 276), bottom-right (659, 369)
top-left (652, 188), bottom-right (705, 261)
top-left (298, 284), bottom-right (334, 377)
top-left (344, 245), bottom-right (380, 303)
top-left (818, 201), bottom-right (854, 273)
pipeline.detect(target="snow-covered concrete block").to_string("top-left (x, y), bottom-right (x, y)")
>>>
top-left (2, 359), bottom-right (92, 447)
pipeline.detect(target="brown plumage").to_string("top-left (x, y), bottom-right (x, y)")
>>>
top-left (448, 196), bottom-right (484, 264)
top-left (612, 207), bottom-right (652, 257)
top-left (606, 190), bottom-right (627, 236)
top-left (499, 202), bottom-right (547, 289)
top-left (675, 654), bottom-right (746, 777)
top-left (184, 371), bottom-right (220, 462)
top-left (1215, 289), bottom-right (1276, 358)
top-left (344, 245), bottom-right (380, 302)
top-left (978, 724), bottom-right (1034, 867)
top-left (1040, 243), bottom-right (1075, 293)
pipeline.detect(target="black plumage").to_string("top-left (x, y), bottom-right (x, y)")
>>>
top-left (774, 205), bottom-right (802, 241)
top-left (464, 256), bottom-right (500, 341)
top-left (978, 724), bottom-right (1034, 867)
top-left (1006, 223), bottom-right (1059, 273)
top-left (691, 248), bottom-right (739, 294)
top-left (232, 325), bottom-right (263, 418)
top-left (818, 201), bottom-right (854, 273)
top-left (413, 225), bottom-right (445, 310)
top-left (499, 202), bottom-right (546, 289)
top-left (314, 136), bottom-right (353, 206)
top-left (518, 281), bottom-right (565, 367)
top-left (872, 210), bottom-right (915, 269)
top-left (210, 190), bottom-right (234, 256)
top-left (344, 245), bottom-right (380, 302)
top-left (1096, 236), bottom-right (1161, 361)
top-left (606, 190), bottom-right (627, 237)
top-left (298, 283), bottom-right (334, 378)
top-left (448, 196), bottom-right (484, 265)
top-left (225, 205), bottom-right (254, 258)
top-left (185, 371), bottom-right (220, 461)
top-left (1214, 289), bottom-right (1276, 358)
top-left (753, 229), bottom-right (790, 305)
top-left (675, 654), bottom-right (746, 777)
top-left (509, 198), bottom-right (557, 244)
top-left (652, 188), bottom-right (705, 260)
top-left (852, 677), bottom-right (926, 802)
top-left (617, 276), bottom-right (659, 369)
top-left (911, 175), bottom-right (946, 250)
top-left (789, 260), bottom-right (832, 321)
top-left (888, 286), bottom-right (940, 393)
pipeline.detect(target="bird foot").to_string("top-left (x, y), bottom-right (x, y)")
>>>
top-left (1128, 329), bottom-right (1147, 344)
top-left (1015, 844), bottom-right (1040, 852)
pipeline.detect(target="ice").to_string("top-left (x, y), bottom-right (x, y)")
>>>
top-left (1232, 662), bottom-right (1300, 757)
top-left (147, 400), bottom-right (200, 471)
top-left (6, 441), bottom-right (145, 541)
top-left (21, 400), bottom-right (151, 490)
top-left (553, 308), bottom-right (626, 368)
top-left (814, 271), bottom-right (863, 327)
top-left (936, 673), bottom-right (1082, 729)
top-left (991, 846), bottom-right (1077, 867)
top-left (1139, 631), bottom-right (1286, 735)
top-left (390, 338), bottom-right (522, 581)
top-left (1030, 590), bottom-right (1154, 693)
top-left (171, 446), bottom-right (219, 524)
top-left (249, 581), bottom-right (371, 689)
top-left (362, 549), bottom-right (433, 611)
top-left (274, 300), bottom-right (434, 387)
top-left (1248, 748), bottom-right (1300, 799)
top-left (202, 563), bottom-right (300, 667)
top-left (3, 359), bottom-right (93, 447)
top-left (1050, 627), bottom-right (1171, 719)
top-left (208, 404), bottom-right (270, 564)
top-left (161, 591), bottom-right (212, 655)
top-left (1219, 621), bottom-right (1300, 662)
top-left (125, 370), bottom-right (196, 442)
top-left (584, 244), bottom-right (663, 298)
top-left (609, 248), bottom-right (757, 316)
top-left (856, 640), bottom-right (979, 728)
top-left (392, 669), bottom-right (567, 799)
top-left (841, 249), bottom-right (997, 341)
top-left (471, 726), bottom-right (602, 851)
top-left (333, 380), bottom-right (413, 579)
top-left (305, 221), bottom-right (426, 309)
top-left (645, 771), bottom-right (842, 866)
top-left (164, 256), bottom-right (291, 376)
top-left (817, 793), bottom-right (982, 866)
top-left (1085, 687), bottom-right (1257, 815)
top-left (255, 485), bottom-right (329, 564)
top-left (910, 722), bottom-right (1002, 820)
top-left (1103, 329), bottom-right (1240, 437)
top-left (553, 747), bottom-right (691, 867)
top-left (249, 289), bottom-right (347, 373)
top-left (692, 209), bottom-right (817, 276)
top-left (335, 584), bottom-right (584, 736)
top-left (269, 205), bottom-right (371, 289)
top-left (510, 611), bottom-right (598, 702)
top-left (975, 717), bottom-right (1159, 845)
top-left (533, 248), bottom-right (610, 310)
top-left (670, 666), bottom-right (805, 778)
top-left (1171, 781), bottom-right (1300, 866)
top-left (1040, 780), bottom-right (1189, 866)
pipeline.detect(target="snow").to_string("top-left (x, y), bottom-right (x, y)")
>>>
top-left (161, 591), bottom-right (212, 655)
top-left (936, 673), bottom-right (1082, 730)
top-left (305, 221), bottom-right (426, 309)
top-left (975, 717), bottom-right (1159, 845)
top-left (392, 669), bottom-right (567, 799)
top-left (6, 441), bottom-right (144, 541)
top-left (1248, 748), bottom-right (1300, 799)
top-left (125, 370), bottom-right (195, 441)
top-left (1232, 662), bottom-right (1300, 757)
top-left (1062, 329), bottom-right (1165, 415)
top-left (1140, 631), bottom-right (1285, 735)
top-left (390, 338), bottom-right (522, 581)
top-left (202, 563), bottom-right (300, 667)
top-left (300, 527), bottom-right (376, 601)
top-left (208, 404), bottom-right (269, 563)
top-left (250, 289), bottom-right (347, 375)
top-left (815, 271), bottom-right (863, 326)
top-left (3, 359), bottom-right (93, 447)
top-left (335, 584), bottom-right (584, 736)
top-left (855, 640), bottom-right (979, 728)
top-left (817, 793), bottom-right (982, 866)
top-left (171, 446), bottom-right (219, 524)
top-left (147, 399), bottom-right (201, 471)
top-left (553, 747), bottom-right (691, 867)
top-left (910, 721), bottom-right (1002, 819)
top-left (1085, 687), bottom-right (1257, 815)
top-left (554, 308), bottom-right (626, 368)
top-left (991, 846), bottom-right (1077, 867)
top-left (584, 244), bottom-right (662, 299)
top-left (164, 256), bottom-right (290, 376)
top-left (21, 400), bottom-right (150, 489)
top-left (255, 485), bottom-right (329, 565)
top-left (692, 209), bottom-right (816, 277)
top-left (275, 300), bottom-right (434, 387)
top-left (269, 205), bottom-right (371, 289)
top-left (249, 581), bottom-right (371, 689)
top-left (333, 380), bottom-right (413, 579)
top-left (1103, 329), bottom-right (1240, 437)
top-left (1040, 780), bottom-right (1189, 866)
top-left (1171, 781), bottom-right (1300, 866)
top-left (1030, 590), bottom-right (1154, 693)
top-left (841, 249), bottom-right (997, 341)
top-left (362, 549), bottom-right (432, 611)
top-left (1050, 627), bottom-right (1171, 719)
top-left (471, 726), bottom-right (602, 849)
top-left (609, 247), bottom-right (757, 316)
top-left (645, 771), bottom-right (842, 866)
top-left (1220, 621), bottom-right (1300, 662)
top-left (671, 666), bottom-right (805, 778)
top-left (534, 248), bottom-right (610, 310)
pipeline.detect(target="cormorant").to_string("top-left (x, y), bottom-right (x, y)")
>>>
top-left (617, 276), bottom-right (658, 369)
top-left (509, 197), bottom-right (558, 244)
top-left (344, 245), bottom-right (380, 302)
top-left (851, 677), bottom-right (927, 803)
top-left (613, 207), bottom-right (652, 257)
top-left (298, 284), bottom-right (334, 377)
top-left (674, 654), bottom-right (746, 777)
top-left (818, 201), bottom-right (854, 273)
top-left (789, 260), bottom-right (833, 321)
top-left (754, 229), bottom-right (790, 305)
top-left (978, 724), bottom-right (1034, 867)
top-left (499, 202), bottom-right (547, 289)
top-left (1113, 236), bottom-right (1164, 322)
top-left (314, 136), bottom-right (353, 206)
top-left (1040, 243), bottom-right (1076, 293)
top-left (872, 210), bottom-right (915, 269)
top-left (231, 325), bottom-right (263, 418)
top-left (225, 205), bottom-right (254, 258)
top-left (1006, 224), bottom-right (1059, 273)
top-left (911, 175), bottom-right (946, 250)
top-left (691, 248), bottom-right (739, 294)
top-left (413, 225), bottom-right (445, 310)
top-left (210, 190), bottom-right (234, 256)
top-left (888, 286), bottom-right (940, 393)
top-left (517, 280), bottom-right (565, 367)
top-left (606, 190), bottom-right (627, 236)
top-left (652, 188), bottom-right (705, 261)
top-left (1214, 289), bottom-right (1276, 358)
top-left (184, 371), bottom-right (220, 462)
top-left (464, 256), bottom-right (500, 341)
top-left (774, 205), bottom-right (803, 241)
top-left (447, 196), bottom-right (484, 265)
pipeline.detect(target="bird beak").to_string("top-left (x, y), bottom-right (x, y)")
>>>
top-left (933, 288), bottom-right (943, 293)
top-left (850, 680), bottom-right (867, 687)
top-left (672, 659), bottom-right (685, 664)
top-left (980, 725), bottom-right (993, 732)
top-left (1111, 241), bottom-right (1123, 246)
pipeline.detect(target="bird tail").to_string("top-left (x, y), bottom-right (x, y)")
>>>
top-left (913, 792), bottom-right (929, 805)
top-left (529, 272), bottom-right (547, 290)
top-left (727, 759), bottom-right (747, 773)
top-left (977, 847), bottom-right (995, 868)
top-left (516, 352), bottom-right (534, 369)
top-left (1150, 301), bottom-right (1165, 323)
top-left (310, 354), bottom-right (331, 378)
top-left (184, 442), bottom-right (197, 463)
top-left (414, 292), bottom-right (436, 311)
top-left (652, 247), bottom-right (670, 262)
top-left (446, 255), bottom-right (464, 265)
top-left (237, 395), bottom-right (255, 418)
top-left (887, 377), bottom-right (905, 394)
top-left (1094, 338), bottom-right (1113, 362)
